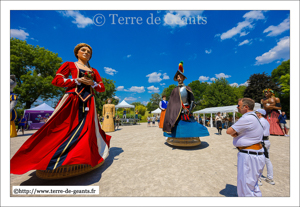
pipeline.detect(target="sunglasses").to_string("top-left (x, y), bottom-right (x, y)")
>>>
top-left (237, 104), bottom-right (246, 108)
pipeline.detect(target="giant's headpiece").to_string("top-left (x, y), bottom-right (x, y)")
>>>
top-left (262, 88), bottom-right (275, 97)
top-left (173, 61), bottom-right (187, 81)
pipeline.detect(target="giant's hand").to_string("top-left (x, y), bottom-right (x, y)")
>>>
top-left (77, 77), bottom-right (94, 85)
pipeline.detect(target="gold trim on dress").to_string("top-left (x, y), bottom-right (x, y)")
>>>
top-left (53, 118), bottom-right (85, 170)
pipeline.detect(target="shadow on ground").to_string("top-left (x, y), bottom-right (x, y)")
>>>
top-left (20, 147), bottom-right (123, 186)
top-left (219, 184), bottom-right (238, 197)
top-left (164, 141), bottom-right (209, 151)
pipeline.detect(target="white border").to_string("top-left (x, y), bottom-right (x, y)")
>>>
top-left (1, 1), bottom-right (299, 206)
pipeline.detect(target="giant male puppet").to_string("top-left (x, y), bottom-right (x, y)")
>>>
top-left (163, 62), bottom-right (209, 147)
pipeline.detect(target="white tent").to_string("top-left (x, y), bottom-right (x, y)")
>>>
top-left (151, 108), bottom-right (161, 114)
top-left (24, 103), bottom-right (55, 113)
top-left (193, 103), bottom-right (261, 128)
top-left (115, 100), bottom-right (135, 109)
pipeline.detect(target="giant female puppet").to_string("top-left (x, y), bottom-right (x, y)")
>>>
top-left (10, 43), bottom-right (111, 179)
top-left (102, 98), bottom-right (115, 132)
top-left (163, 61), bottom-right (209, 147)
top-left (261, 88), bottom-right (284, 136)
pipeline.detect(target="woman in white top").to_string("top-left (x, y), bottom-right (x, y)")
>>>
top-left (215, 112), bottom-right (223, 135)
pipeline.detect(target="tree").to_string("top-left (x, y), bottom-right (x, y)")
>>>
top-left (94, 78), bottom-right (117, 115)
top-left (11, 38), bottom-right (65, 109)
top-left (201, 78), bottom-right (240, 108)
top-left (161, 84), bottom-right (176, 101)
top-left (135, 105), bottom-right (147, 116)
top-left (146, 93), bottom-right (160, 112)
top-left (188, 80), bottom-right (209, 111)
top-left (271, 59), bottom-right (290, 117)
top-left (243, 72), bottom-right (280, 103)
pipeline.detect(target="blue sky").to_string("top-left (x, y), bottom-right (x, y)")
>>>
top-left (10, 10), bottom-right (290, 107)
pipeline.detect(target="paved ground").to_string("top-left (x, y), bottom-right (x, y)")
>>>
top-left (10, 122), bottom-right (290, 197)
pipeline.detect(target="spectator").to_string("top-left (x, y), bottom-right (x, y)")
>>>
top-left (226, 98), bottom-right (265, 197)
top-left (123, 109), bottom-right (127, 119)
top-left (215, 112), bottom-right (223, 135)
top-left (115, 115), bottom-right (120, 130)
top-left (278, 111), bottom-right (289, 136)
top-left (17, 115), bottom-right (27, 135)
top-left (255, 109), bottom-right (275, 186)
top-left (147, 116), bottom-right (151, 127)
top-left (151, 115), bottom-right (156, 127)
top-left (156, 114), bottom-right (160, 125)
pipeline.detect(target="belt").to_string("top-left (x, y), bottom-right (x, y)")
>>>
top-left (238, 150), bottom-right (264, 155)
top-left (263, 136), bottom-right (269, 140)
top-left (237, 143), bottom-right (262, 151)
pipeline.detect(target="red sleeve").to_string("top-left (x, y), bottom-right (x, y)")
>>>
top-left (92, 69), bottom-right (105, 93)
top-left (52, 62), bottom-right (77, 88)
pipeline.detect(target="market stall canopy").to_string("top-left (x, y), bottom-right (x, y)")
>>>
top-left (24, 103), bottom-right (55, 130)
top-left (115, 100), bottom-right (135, 109)
top-left (24, 103), bottom-right (55, 113)
top-left (151, 108), bottom-right (161, 114)
top-left (193, 103), bottom-right (261, 114)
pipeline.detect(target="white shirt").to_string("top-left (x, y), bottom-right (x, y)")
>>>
top-left (260, 117), bottom-right (270, 137)
top-left (231, 111), bottom-right (264, 147)
top-left (159, 100), bottom-right (167, 110)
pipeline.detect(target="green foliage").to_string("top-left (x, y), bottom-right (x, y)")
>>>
top-left (135, 104), bottom-right (147, 116)
top-left (271, 60), bottom-right (290, 117)
top-left (271, 59), bottom-right (290, 84)
top-left (146, 93), bottom-right (161, 112)
top-left (201, 78), bottom-right (240, 108)
top-left (161, 84), bottom-right (176, 101)
top-left (188, 80), bottom-right (209, 111)
top-left (243, 72), bottom-right (280, 103)
top-left (94, 77), bottom-right (117, 115)
top-left (10, 38), bottom-right (64, 109)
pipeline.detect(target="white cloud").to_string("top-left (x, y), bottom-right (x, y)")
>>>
top-left (146, 72), bottom-right (162, 83)
top-left (162, 73), bottom-right (170, 80)
top-left (239, 81), bottom-right (249, 87)
top-left (124, 86), bottom-right (145, 93)
top-left (10, 29), bottom-right (29, 40)
top-left (199, 76), bottom-right (209, 81)
top-left (243, 10), bottom-right (266, 20)
top-left (142, 101), bottom-right (149, 105)
top-left (116, 86), bottom-right (124, 91)
top-left (205, 49), bottom-right (212, 54)
top-left (160, 83), bottom-right (166, 86)
top-left (238, 39), bottom-right (252, 46)
top-left (58, 10), bottom-right (93, 28)
top-left (163, 10), bottom-right (204, 28)
top-left (276, 60), bottom-right (281, 63)
top-left (263, 16), bottom-right (290, 37)
top-left (210, 77), bottom-right (216, 81)
top-left (215, 73), bottom-right (231, 79)
top-left (126, 54), bottom-right (132, 58)
top-left (255, 36), bottom-right (290, 65)
top-left (230, 83), bottom-right (239, 87)
top-left (124, 97), bottom-right (137, 101)
top-left (147, 85), bottom-right (160, 93)
top-left (104, 67), bottom-right (118, 76)
top-left (114, 96), bottom-right (120, 100)
top-left (220, 11), bottom-right (265, 40)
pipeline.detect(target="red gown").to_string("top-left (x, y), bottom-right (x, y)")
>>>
top-left (10, 62), bottom-right (111, 174)
top-left (264, 110), bottom-right (284, 136)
